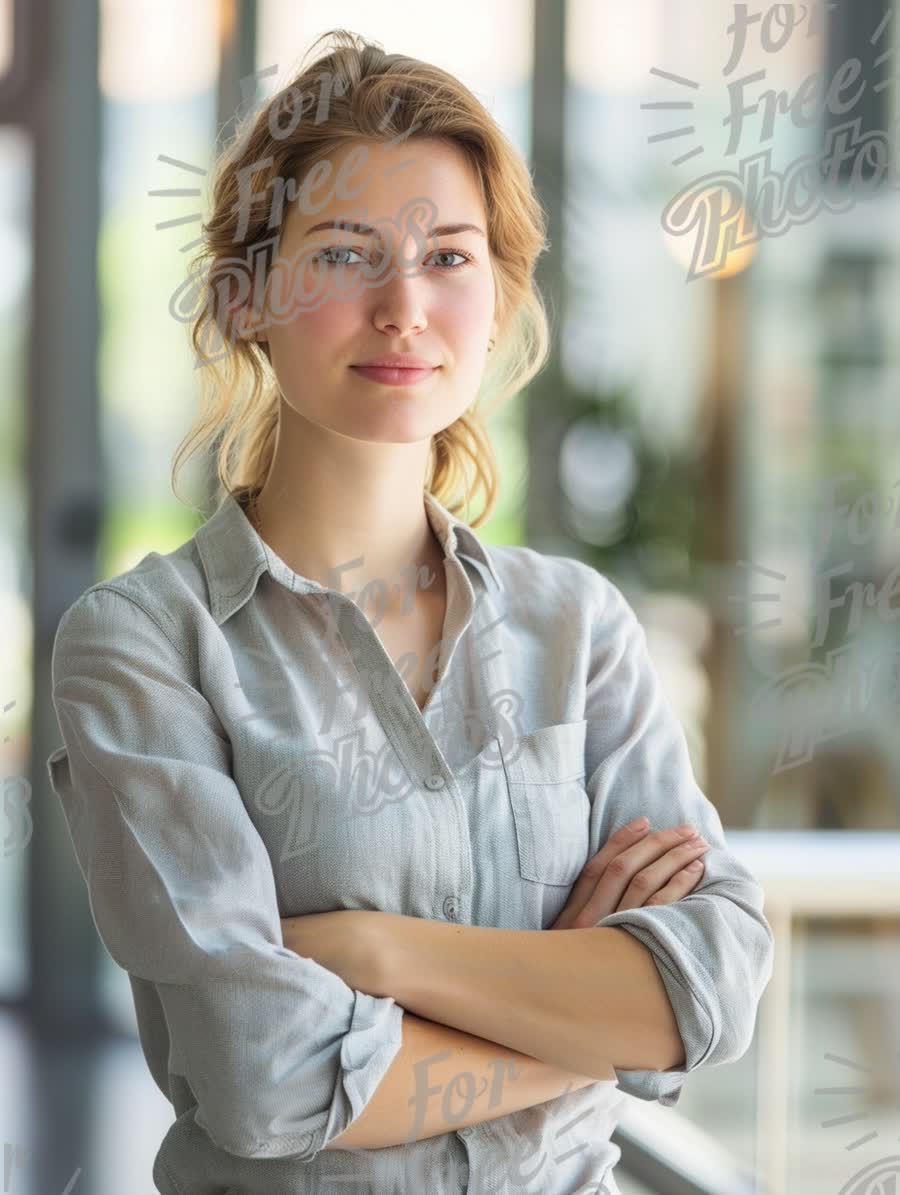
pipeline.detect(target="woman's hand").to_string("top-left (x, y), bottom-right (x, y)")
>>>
top-left (279, 910), bottom-right (390, 996)
top-left (550, 820), bottom-right (710, 930)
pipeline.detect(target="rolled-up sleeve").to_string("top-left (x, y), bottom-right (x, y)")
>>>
top-left (46, 585), bottom-right (404, 1159)
top-left (580, 568), bottom-right (774, 1108)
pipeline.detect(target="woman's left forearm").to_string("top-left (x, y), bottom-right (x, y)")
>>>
top-left (376, 914), bottom-right (684, 1078)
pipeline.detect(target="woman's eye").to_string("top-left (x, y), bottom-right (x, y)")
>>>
top-left (429, 250), bottom-right (471, 270)
top-left (314, 246), bottom-right (368, 267)
top-left (313, 246), bottom-right (472, 270)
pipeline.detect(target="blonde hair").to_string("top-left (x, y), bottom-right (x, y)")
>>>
top-left (171, 28), bottom-right (551, 528)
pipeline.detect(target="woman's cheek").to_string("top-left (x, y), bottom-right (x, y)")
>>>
top-left (287, 288), bottom-right (360, 357)
top-left (447, 282), bottom-right (494, 343)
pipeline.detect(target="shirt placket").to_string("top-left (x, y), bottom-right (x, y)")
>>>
top-left (426, 570), bottom-right (509, 769)
top-left (325, 556), bottom-right (477, 924)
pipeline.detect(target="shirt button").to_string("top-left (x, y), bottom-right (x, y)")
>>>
top-left (443, 896), bottom-right (460, 920)
top-left (424, 774), bottom-right (446, 790)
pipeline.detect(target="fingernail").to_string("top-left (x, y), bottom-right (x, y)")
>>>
top-left (631, 817), bottom-right (649, 829)
top-left (687, 860), bottom-right (703, 870)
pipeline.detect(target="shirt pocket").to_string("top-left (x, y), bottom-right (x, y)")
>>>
top-left (500, 719), bottom-right (590, 886)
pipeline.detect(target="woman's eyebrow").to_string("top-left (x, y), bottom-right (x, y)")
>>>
top-left (301, 219), bottom-right (485, 238)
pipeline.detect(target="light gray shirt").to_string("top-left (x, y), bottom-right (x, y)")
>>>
top-left (46, 489), bottom-right (774, 1195)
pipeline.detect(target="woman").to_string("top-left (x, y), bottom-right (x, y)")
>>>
top-left (46, 28), bottom-right (773, 1194)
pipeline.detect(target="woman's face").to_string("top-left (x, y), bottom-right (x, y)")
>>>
top-left (249, 136), bottom-right (498, 445)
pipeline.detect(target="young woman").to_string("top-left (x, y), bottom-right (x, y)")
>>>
top-left (46, 28), bottom-right (773, 1195)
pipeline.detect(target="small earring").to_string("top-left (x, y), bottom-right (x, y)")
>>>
top-left (488, 338), bottom-right (495, 352)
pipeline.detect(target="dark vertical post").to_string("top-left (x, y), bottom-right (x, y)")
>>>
top-left (700, 273), bottom-right (747, 827)
top-left (527, 0), bottom-right (568, 552)
top-left (27, 0), bottom-right (104, 1031)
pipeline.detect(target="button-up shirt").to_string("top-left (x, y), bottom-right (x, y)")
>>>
top-left (46, 489), bottom-right (774, 1194)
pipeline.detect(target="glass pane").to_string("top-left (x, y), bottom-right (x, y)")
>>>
top-left (790, 917), bottom-right (900, 1195)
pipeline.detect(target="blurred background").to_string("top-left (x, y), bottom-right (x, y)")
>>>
top-left (2, 0), bottom-right (900, 1192)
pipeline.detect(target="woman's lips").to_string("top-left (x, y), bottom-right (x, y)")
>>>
top-left (350, 365), bottom-right (438, 386)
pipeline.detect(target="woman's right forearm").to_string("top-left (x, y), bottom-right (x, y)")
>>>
top-left (323, 1010), bottom-right (608, 1152)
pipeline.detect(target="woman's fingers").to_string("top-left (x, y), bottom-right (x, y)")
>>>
top-left (551, 819), bottom-right (652, 929)
top-left (566, 828), bottom-right (709, 928)
top-left (604, 834), bottom-right (708, 910)
top-left (625, 858), bottom-right (705, 911)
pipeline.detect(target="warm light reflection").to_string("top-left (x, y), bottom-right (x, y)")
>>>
top-left (661, 186), bottom-right (758, 280)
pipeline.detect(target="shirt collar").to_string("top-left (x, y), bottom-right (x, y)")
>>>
top-left (194, 489), bottom-right (503, 626)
